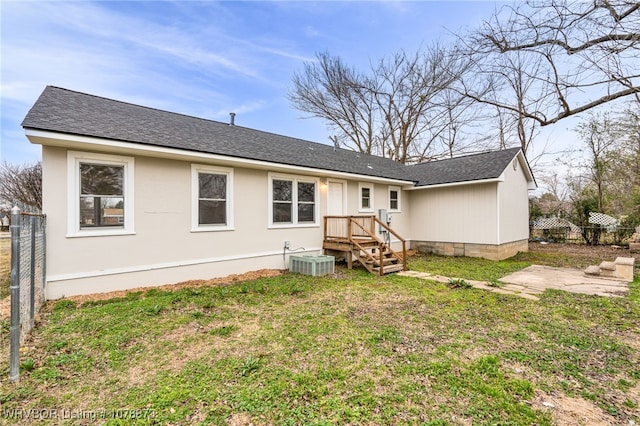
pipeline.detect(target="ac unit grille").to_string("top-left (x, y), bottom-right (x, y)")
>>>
top-left (289, 255), bottom-right (335, 277)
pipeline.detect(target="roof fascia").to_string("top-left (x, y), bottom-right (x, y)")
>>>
top-left (481, 149), bottom-right (537, 191)
top-left (515, 150), bottom-right (538, 190)
top-left (406, 177), bottom-right (504, 190)
top-left (500, 149), bottom-right (537, 190)
top-left (26, 129), bottom-right (414, 185)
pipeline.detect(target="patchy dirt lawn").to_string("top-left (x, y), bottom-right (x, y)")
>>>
top-left (529, 241), bottom-right (640, 265)
top-left (1, 244), bottom-right (638, 425)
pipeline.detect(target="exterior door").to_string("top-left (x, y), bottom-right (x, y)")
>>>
top-left (327, 181), bottom-right (345, 216)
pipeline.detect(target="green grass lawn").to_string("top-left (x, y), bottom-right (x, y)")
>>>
top-left (1, 253), bottom-right (638, 425)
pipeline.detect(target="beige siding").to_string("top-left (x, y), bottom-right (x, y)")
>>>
top-left (409, 183), bottom-right (498, 245)
top-left (498, 158), bottom-right (530, 243)
top-left (408, 156), bottom-right (532, 260)
top-left (42, 147), bottom-right (414, 298)
top-left (44, 147), bottom-right (327, 298)
top-left (42, 143), bottom-right (530, 297)
top-left (343, 180), bottom-right (411, 250)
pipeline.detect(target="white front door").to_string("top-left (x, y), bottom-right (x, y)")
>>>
top-left (327, 181), bottom-right (345, 215)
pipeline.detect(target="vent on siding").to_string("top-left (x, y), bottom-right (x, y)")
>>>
top-left (289, 255), bottom-right (335, 277)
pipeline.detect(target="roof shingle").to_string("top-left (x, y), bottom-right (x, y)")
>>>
top-left (22, 86), bottom-right (527, 187)
top-left (406, 147), bottom-right (522, 186)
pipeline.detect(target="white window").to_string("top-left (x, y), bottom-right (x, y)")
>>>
top-left (389, 186), bottom-right (401, 212)
top-left (191, 165), bottom-right (234, 231)
top-left (358, 183), bottom-right (374, 212)
top-left (269, 173), bottom-right (318, 227)
top-left (67, 151), bottom-right (134, 237)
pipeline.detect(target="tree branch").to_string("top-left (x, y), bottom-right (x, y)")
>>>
top-left (487, 33), bottom-right (640, 55)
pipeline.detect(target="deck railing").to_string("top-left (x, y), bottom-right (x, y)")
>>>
top-left (323, 215), bottom-right (407, 272)
top-left (324, 215), bottom-right (374, 240)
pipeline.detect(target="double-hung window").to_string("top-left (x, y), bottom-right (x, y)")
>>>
top-left (270, 174), bottom-right (318, 227)
top-left (68, 151), bottom-right (134, 237)
top-left (192, 165), bottom-right (233, 231)
top-left (358, 182), bottom-right (374, 212)
top-left (272, 179), bottom-right (293, 223)
top-left (389, 186), bottom-right (401, 212)
top-left (297, 181), bottom-right (316, 223)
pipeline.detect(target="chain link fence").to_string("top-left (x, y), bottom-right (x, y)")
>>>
top-left (9, 204), bottom-right (46, 382)
top-left (530, 225), bottom-right (638, 246)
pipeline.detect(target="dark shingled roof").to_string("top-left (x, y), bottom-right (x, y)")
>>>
top-left (22, 86), bottom-right (527, 187)
top-left (406, 147), bottom-right (523, 186)
top-left (22, 86), bottom-right (411, 181)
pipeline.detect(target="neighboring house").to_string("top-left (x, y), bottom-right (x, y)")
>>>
top-left (0, 213), bottom-right (9, 231)
top-left (22, 86), bottom-right (536, 299)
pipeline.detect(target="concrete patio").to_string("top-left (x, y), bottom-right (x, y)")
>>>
top-left (399, 264), bottom-right (630, 301)
top-left (499, 265), bottom-right (629, 298)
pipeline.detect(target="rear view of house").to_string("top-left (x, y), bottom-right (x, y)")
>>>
top-left (22, 86), bottom-right (536, 299)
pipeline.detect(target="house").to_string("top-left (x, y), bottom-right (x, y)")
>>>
top-left (22, 86), bottom-right (536, 299)
top-left (0, 212), bottom-right (9, 231)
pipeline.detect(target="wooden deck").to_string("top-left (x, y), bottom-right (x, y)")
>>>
top-left (323, 216), bottom-right (407, 275)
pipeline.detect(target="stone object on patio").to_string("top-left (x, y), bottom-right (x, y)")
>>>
top-left (615, 257), bottom-right (635, 282)
top-left (598, 261), bottom-right (617, 278)
top-left (584, 265), bottom-right (600, 276)
top-left (584, 257), bottom-right (635, 282)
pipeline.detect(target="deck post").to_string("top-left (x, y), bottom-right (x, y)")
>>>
top-left (402, 240), bottom-right (407, 271)
top-left (323, 216), bottom-right (327, 254)
top-left (347, 217), bottom-right (353, 269)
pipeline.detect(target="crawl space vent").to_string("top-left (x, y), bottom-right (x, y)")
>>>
top-left (289, 255), bottom-right (335, 277)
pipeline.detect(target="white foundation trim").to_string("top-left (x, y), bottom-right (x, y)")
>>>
top-left (47, 246), bottom-right (322, 282)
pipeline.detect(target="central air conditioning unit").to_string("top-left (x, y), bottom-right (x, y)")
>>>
top-left (289, 255), bottom-right (335, 277)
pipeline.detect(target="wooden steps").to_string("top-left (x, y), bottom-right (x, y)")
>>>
top-left (323, 215), bottom-right (407, 276)
top-left (350, 242), bottom-right (404, 275)
top-left (373, 264), bottom-right (405, 274)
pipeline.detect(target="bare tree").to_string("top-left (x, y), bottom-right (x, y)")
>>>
top-left (456, 45), bottom-right (546, 154)
top-left (607, 101), bottom-right (640, 217)
top-left (460, 0), bottom-right (640, 129)
top-left (430, 86), bottom-right (485, 158)
top-left (290, 53), bottom-right (377, 155)
top-left (0, 162), bottom-right (42, 210)
top-left (616, 102), bottom-right (640, 184)
top-left (289, 46), bottom-right (472, 163)
top-left (576, 112), bottom-right (618, 213)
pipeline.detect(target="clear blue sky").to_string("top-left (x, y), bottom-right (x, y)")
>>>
top-left (1, 1), bottom-right (501, 165)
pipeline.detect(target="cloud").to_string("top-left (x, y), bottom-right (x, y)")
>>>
top-left (1, 1), bottom-right (312, 99)
top-left (304, 26), bottom-right (321, 38)
top-left (1, 1), bottom-right (317, 162)
top-left (3, 0), bottom-right (505, 165)
top-left (210, 99), bottom-right (268, 120)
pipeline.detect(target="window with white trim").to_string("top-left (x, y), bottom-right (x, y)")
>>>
top-left (358, 183), bottom-right (374, 212)
top-left (389, 186), bottom-right (401, 212)
top-left (269, 174), bottom-right (318, 227)
top-left (68, 151), bottom-right (134, 237)
top-left (80, 163), bottom-right (124, 228)
top-left (191, 165), bottom-right (234, 231)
